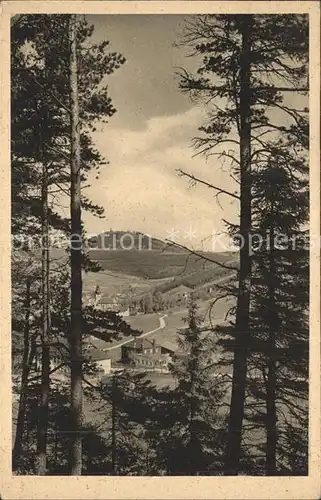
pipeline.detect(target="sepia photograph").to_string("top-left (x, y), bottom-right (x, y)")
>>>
top-left (3, 3), bottom-right (319, 492)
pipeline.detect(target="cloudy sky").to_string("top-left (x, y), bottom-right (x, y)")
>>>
top-left (83, 15), bottom-right (239, 251)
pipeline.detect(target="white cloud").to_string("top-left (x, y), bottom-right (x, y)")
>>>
top-left (84, 106), bottom-right (239, 251)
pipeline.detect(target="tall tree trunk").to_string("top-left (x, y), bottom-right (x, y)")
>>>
top-left (12, 278), bottom-right (32, 470)
top-left (69, 14), bottom-right (83, 475)
top-left (265, 225), bottom-right (277, 475)
top-left (36, 154), bottom-right (51, 475)
top-left (224, 14), bottom-right (253, 476)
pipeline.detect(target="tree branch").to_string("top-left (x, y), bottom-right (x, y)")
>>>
top-left (164, 239), bottom-right (239, 272)
top-left (177, 169), bottom-right (240, 201)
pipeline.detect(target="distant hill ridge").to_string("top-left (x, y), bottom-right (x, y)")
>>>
top-left (88, 230), bottom-right (184, 252)
top-left (87, 231), bottom-right (238, 281)
top-left (17, 231), bottom-right (238, 283)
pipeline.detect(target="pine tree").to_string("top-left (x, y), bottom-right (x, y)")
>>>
top-left (11, 14), bottom-right (126, 474)
top-left (68, 13), bottom-right (83, 475)
top-left (96, 370), bottom-right (155, 475)
top-left (153, 296), bottom-right (227, 475)
top-left (12, 252), bottom-right (42, 473)
top-left (11, 258), bottom-right (139, 474)
top-left (247, 132), bottom-right (308, 475)
top-left (177, 13), bottom-right (308, 474)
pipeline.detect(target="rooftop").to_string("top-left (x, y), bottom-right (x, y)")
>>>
top-left (157, 340), bottom-right (178, 353)
top-left (85, 335), bottom-right (114, 351)
top-left (132, 352), bottom-right (169, 362)
top-left (96, 296), bottom-right (129, 312)
top-left (88, 349), bottom-right (111, 362)
top-left (124, 337), bottom-right (156, 350)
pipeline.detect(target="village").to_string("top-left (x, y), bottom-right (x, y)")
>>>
top-left (83, 283), bottom-right (192, 381)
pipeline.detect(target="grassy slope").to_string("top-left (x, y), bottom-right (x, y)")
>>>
top-left (88, 249), bottom-right (236, 280)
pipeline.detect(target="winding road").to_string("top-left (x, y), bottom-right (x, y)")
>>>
top-left (103, 272), bottom-right (235, 352)
top-left (104, 314), bottom-right (167, 351)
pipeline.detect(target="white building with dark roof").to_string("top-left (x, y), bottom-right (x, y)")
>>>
top-left (85, 335), bottom-right (112, 376)
top-left (87, 286), bottom-right (130, 317)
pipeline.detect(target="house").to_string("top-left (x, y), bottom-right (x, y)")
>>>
top-left (91, 289), bottom-right (130, 317)
top-left (121, 338), bottom-right (159, 361)
top-left (157, 340), bottom-right (178, 355)
top-left (122, 338), bottom-right (177, 360)
top-left (85, 285), bottom-right (130, 317)
top-left (121, 338), bottom-right (176, 373)
top-left (85, 336), bottom-right (112, 376)
top-left (131, 352), bottom-right (171, 372)
top-left (95, 295), bottom-right (118, 312)
top-left (86, 334), bottom-right (113, 351)
top-left (85, 334), bottom-right (124, 362)
top-left (88, 349), bottom-right (112, 376)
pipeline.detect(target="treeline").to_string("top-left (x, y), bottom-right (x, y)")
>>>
top-left (130, 289), bottom-right (185, 314)
top-left (154, 263), bottom-right (234, 295)
top-left (12, 14), bottom-right (308, 476)
top-left (131, 286), bottom-right (214, 315)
